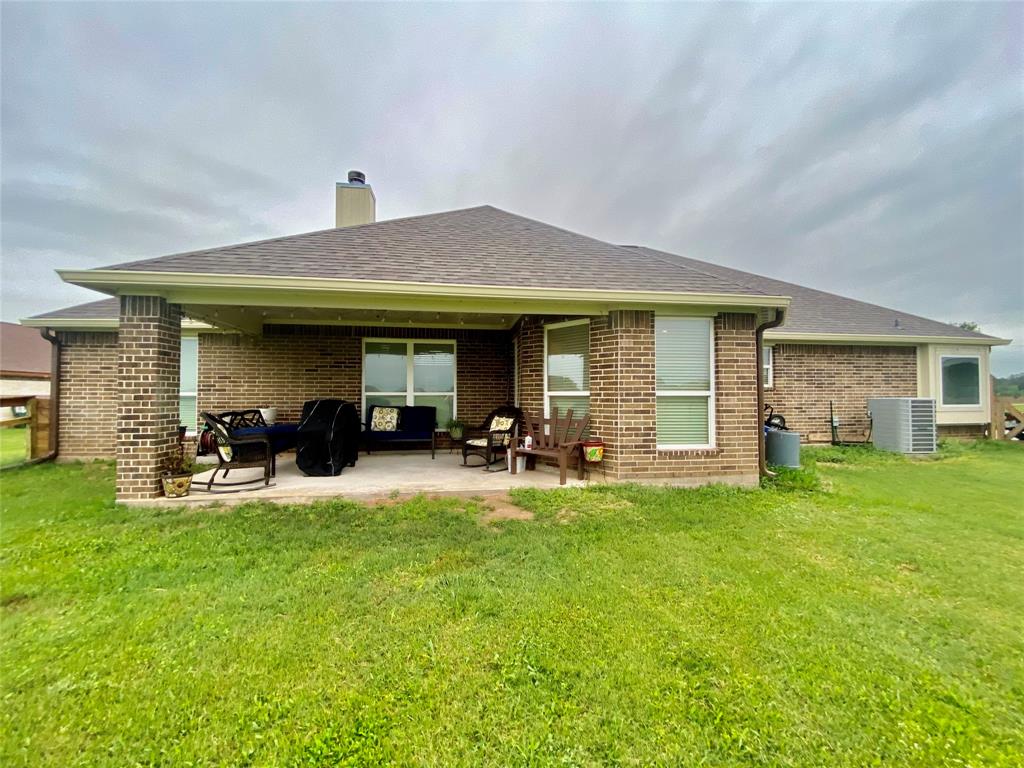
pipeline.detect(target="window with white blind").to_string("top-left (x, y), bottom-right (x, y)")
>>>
top-left (655, 316), bottom-right (715, 448)
top-left (363, 339), bottom-right (456, 429)
top-left (544, 320), bottom-right (589, 420)
top-left (763, 346), bottom-right (774, 389)
top-left (179, 336), bottom-right (199, 433)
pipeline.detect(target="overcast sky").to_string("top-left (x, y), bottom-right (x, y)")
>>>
top-left (2, 2), bottom-right (1021, 374)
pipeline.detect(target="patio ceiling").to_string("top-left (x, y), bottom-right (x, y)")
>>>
top-left (181, 304), bottom-right (520, 333)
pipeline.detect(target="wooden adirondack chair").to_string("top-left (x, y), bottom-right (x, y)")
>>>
top-left (510, 409), bottom-right (591, 485)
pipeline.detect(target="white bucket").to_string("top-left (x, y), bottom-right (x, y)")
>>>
top-left (507, 452), bottom-right (526, 473)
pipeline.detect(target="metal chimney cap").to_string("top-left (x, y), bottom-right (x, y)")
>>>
top-left (347, 170), bottom-right (366, 184)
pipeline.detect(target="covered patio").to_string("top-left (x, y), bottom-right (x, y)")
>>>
top-left (160, 450), bottom-right (586, 506)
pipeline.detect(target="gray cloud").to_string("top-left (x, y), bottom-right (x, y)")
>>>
top-left (2, 1), bottom-right (1021, 373)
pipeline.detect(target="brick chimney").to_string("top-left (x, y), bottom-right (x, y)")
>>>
top-left (335, 170), bottom-right (376, 227)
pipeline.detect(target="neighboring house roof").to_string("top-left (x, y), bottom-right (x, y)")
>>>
top-left (1, 321), bottom-right (51, 378)
top-left (21, 205), bottom-right (1007, 345)
top-left (629, 247), bottom-right (1003, 343)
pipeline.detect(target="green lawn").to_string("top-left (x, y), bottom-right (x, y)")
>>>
top-left (0, 427), bottom-right (28, 468)
top-left (2, 443), bottom-right (1021, 766)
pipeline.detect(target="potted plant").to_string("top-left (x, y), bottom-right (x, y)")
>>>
top-left (162, 443), bottom-right (196, 498)
top-left (445, 418), bottom-right (468, 440)
top-left (581, 439), bottom-right (605, 463)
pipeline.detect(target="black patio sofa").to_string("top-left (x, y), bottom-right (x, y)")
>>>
top-left (364, 404), bottom-right (437, 459)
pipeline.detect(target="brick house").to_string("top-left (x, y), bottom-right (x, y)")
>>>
top-left (22, 175), bottom-right (1008, 501)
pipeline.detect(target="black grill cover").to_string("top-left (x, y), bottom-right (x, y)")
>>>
top-left (295, 399), bottom-right (360, 476)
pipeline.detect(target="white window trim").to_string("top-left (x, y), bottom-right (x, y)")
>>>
top-left (361, 338), bottom-right (457, 431)
top-left (938, 353), bottom-right (982, 408)
top-left (763, 345), bottom-right (774, 390)
top-left (543, 319), bottom-right (590, 418)
top-left (656, 316), bottom-right (716, 450)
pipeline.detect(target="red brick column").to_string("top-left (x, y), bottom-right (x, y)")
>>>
top-left (116, 296), bottom-right (181, 501)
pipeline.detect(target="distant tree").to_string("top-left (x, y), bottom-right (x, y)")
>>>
top-left (950, 320), bottom-right (981, 332)
top-left (994, 373), bottom-right (1024, 398)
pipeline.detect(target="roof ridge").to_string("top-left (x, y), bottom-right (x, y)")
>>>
top-left (482, 208), bottom-right (770, 296)
top-left (621, 244), bottom-right (771, 297)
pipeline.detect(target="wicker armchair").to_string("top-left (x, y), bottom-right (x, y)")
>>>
top-left (461, 405), bottom-right (522, 470)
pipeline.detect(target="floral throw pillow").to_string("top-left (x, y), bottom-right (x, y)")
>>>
top-left (489, 416), bottom-right (516, 433)
top-left (488, 415), bottom-right (516, 446)
top-left (371, 407), bottom-right (400, 432)
top-left (216, 440), bottom-right (233, 463)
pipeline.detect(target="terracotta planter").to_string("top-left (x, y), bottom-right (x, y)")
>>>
top-left (581, 440), bottom-right (605, 463)
top-left (162, 473), bottom-right (193, 498)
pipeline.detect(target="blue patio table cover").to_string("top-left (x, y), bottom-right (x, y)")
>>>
top-left (231, 423), bottom-right (299, 454)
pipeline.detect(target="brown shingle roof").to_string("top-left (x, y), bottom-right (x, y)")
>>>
top-left (27, 298), bottom-right (120, 321)
top-left (29, 205), bottom-right (1002, 343)
top-left (102, 206), bottom-right (769, 296)
top-left (629, 246), bottom-right (1000, 341)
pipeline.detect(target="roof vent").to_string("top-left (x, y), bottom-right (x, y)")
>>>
top-left (347, 170), bottom-right (366, 184)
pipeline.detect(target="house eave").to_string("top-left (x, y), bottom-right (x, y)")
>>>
top-left (21, 316), bottom-right (212, 332)
top-left (764, 330), bottom-right (1010, 347)
top-left (55, 268), bottom-right (792, 314)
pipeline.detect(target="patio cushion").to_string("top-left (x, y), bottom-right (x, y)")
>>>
top-left (216, 441), bottom-right (233, 462)
top-left (370, 407), bottom-right (399, 432)
top-left (465, 438), bottom-right (489, 447)
top-left (233, 423), bottom-right (300, 453)
top-left (488, 415), bottom-right (515, 446)
top-left (489, 416), bottom-right (515, 432)
top-left (398, 406), bottom-right (437, 434)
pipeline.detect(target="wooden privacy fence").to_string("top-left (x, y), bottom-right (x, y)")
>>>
top-left (0, 396), bottom-right (51, 465)
top-left (993, 398), bottom-right (1024, 440)
top-left (990, 376), bottom-right (1023, 441)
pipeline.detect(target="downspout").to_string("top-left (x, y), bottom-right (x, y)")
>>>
top-left (32, 327), bottom-right (61, 463)
top-left (755, 309), bottom-right (785, 478)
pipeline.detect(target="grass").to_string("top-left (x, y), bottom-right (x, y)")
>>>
top-left (0, 427), bottom-right (28, 468)
top-left (2, 442), bottom-right (1022, 766)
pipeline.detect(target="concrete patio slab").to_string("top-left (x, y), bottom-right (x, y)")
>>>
top-left (149, 451), bottom-right (586, 506)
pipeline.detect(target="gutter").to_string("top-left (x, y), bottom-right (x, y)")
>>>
top-left (31, 328), bottom-right (61, 463)
top-left (55, 268), bottom-right (793, 310)
top-left (756, 309), bottom-right (785, 478)
top-left (764, 331), bottom-right (1010, 346)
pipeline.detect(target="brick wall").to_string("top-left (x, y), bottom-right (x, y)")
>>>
top-left (116, 296), bottom-right (182, 500)
top-left (55, 330), bottom-right (118, 460)
top-left (54, 312), bottom-right (765, 486)
top-left (596, 311), bottom-right (759, 483)
top-left (513, 317), bottom-right (545, 416)
top-left (198, 325), bottom-right (513, 438)
top-left (766, 344), bottom-right (917, 442)
top-left (515, 312), bottom-right (760, 485)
